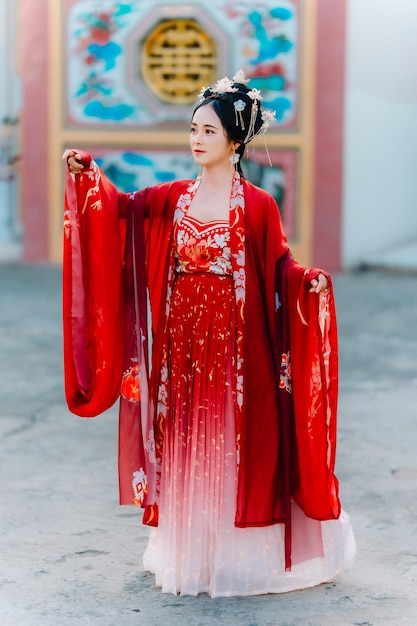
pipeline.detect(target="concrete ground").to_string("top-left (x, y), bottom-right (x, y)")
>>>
top-left (0, 264), bottom-right (416, 626)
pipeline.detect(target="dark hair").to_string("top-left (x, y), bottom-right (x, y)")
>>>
top-left (192, 82), bottom-right (264, 175)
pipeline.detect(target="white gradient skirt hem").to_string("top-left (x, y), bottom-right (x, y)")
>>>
top-left (142, 507), bottom-right (355, 597)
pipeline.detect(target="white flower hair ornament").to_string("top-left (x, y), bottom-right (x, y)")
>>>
top-left (198, 85), bottom-right (208, 102)
top-left (198, 78), bottom-right (238, 103)
top-left (197, 69), bottom-right (277, 153)
top-left (198, 69), bottom-right (250, 102)
top-left (213, 76), bottom-right (237, 94)
top-left (247, 88), bottom-right (263, 101)
top-left (233, 69), bottom-right (250, 84)
top-left (261, 109), bottom-right (277, 132)
top-left (233, 99), bottom-right (247, 130)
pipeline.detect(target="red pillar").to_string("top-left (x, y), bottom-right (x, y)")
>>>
top-left (19, 0), bottom-right (49, 261)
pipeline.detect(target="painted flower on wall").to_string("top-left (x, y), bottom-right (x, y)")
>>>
top-left (70, 2), bottom-right (138, 122)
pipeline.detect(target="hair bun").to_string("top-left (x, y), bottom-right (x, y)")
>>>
top-left (196, 70), bottom-right (275, 145)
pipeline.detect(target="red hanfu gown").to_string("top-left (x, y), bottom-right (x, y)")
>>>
top-left (63, 155), bottom-right (355, 597)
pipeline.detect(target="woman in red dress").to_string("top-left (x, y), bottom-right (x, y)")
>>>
top-left (63, 71), bottom-right (355, 597)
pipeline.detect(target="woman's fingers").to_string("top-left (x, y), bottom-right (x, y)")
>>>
top-left (309, 273), bottom-right (329, 293)
top-left (61, 149), bottom-right (75, 161)
top-left (62, 149), bottom-right (84, 174)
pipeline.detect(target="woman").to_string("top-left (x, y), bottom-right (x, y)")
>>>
top-left (63, 71), bottom-right (355, 597)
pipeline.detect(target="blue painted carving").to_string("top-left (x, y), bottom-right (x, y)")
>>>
top-left (248, 10), bottom-right (293, 62)
top-left (67, 1), bottom-right (298, 128)
top-left (68, 1), bottom-right (140, 123)
top-left (94, 151), bottom-right (197, 192)
top-left (227, 1), bottom-right (298, 127)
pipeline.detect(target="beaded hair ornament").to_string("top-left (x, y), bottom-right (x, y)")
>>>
top-left (198, 69), bottom-right (276, 146)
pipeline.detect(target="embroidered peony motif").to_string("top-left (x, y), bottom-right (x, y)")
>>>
top-left (177, 230), bottom-right (232, 274)
top-left (279, 352), bottom-right (292, 393)
top-left (121, 361), bottom-right (140, 402)
top-left (178, 236), bottom-right (212, 271)
top-left (132, 468), bottom-right (148, 506)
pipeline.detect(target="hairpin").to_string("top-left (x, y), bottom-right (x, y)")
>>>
top-left (233, 99), bottom-right (246, 130)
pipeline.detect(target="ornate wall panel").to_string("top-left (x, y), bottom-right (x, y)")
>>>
top-left (65, 0), bottom-right (299, 128)
top-left (49, 0), bottom-right (314, 264)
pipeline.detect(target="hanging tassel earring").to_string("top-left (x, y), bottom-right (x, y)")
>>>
top-left (229, 151), bottom-right (240, 167)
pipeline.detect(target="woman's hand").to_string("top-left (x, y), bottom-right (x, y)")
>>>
top-left (62, 149), bottom-right (85, 175)
top-left (309, 272), bottom-right (329, 294)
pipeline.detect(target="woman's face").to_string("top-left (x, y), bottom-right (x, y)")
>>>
top-left (190, 104), bottom-right (235, 170)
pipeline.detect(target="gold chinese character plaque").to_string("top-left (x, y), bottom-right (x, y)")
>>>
top-left (142, 19), bottom-right (217, 104)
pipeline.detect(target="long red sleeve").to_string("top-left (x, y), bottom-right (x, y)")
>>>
top-left (63, 154), bottom-right (126, 417)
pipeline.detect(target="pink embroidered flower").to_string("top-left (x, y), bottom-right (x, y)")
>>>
top-left (178, 237), bottom-right (213, 271)
top-left (121, 362), bottom-right (140, 402)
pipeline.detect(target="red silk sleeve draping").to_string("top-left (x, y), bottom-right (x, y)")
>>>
top-left (236, 183), bottom-right (289, 527)
top-left (287, 263), bottom-right (340, 520)
top-left (63, 167), bottom-right (341, 549)
top-left (63, 152), bottom-right (128, 417)
top-left (118, 183), bottom-right (184, 520)
top-left (239, 185), bottom-right (340, 569)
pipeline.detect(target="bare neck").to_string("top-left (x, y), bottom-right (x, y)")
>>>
top-left (199, 164), bottom-right (234, 191)
top-left (187, 165), bottom-right (235, 222)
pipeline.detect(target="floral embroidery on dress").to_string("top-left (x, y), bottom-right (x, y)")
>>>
top-left (155, 173), bottom-right (247, 473)
top-left (178, 235), bottom-right (211, 271)
top-left (279, 352), bottom-right (292, 393)
top-left (145, 429), bottom-right (156, 465)
top-left (176, 220), bottom-right (232, 275)
top-left (132, 468), bottom-right (148, 506)
top-left (121, 360), bottom-right (140, 402)
top-left (176, 193), bottom-right (192, 211)
top-left (79, 161), bottom-right (102, 214)
top-left (229, 173), bottom-right (246, 462)
top-left (307, 355), bottom-right (324, 437)
top-left (233, 266), bottom-right (246, 302)
top-left (157, 363), bottom-right (168, 418)
top-left (310, 355), bottom-right (322, 396)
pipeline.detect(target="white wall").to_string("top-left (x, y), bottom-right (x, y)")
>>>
top-left (342, 0), bottom-right (417, 268)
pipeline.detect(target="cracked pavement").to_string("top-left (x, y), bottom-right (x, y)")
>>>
top-left (1, 264), bottom-right (417, 625)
